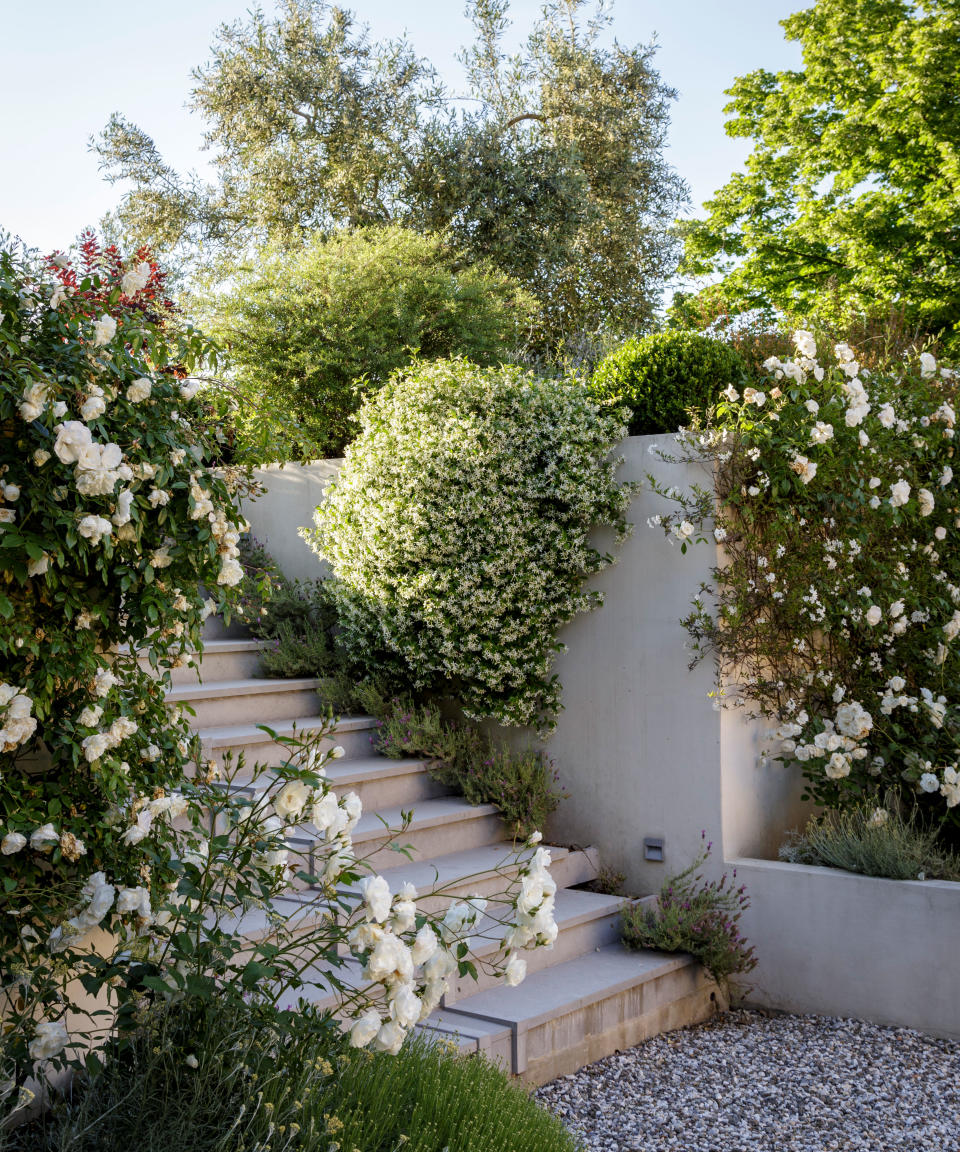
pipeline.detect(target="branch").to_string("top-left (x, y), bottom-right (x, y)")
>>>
top-left (502, 113), bottom-right (547, 132)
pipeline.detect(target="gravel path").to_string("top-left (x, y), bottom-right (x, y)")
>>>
top-left (536, 1010), bottom-right (960, 1152)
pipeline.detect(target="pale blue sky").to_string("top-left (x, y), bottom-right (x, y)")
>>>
top-left (1, 0), bottom-right (801, 255)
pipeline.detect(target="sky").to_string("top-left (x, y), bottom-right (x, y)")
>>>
top-left (0, 0), bottom-right (802, 255)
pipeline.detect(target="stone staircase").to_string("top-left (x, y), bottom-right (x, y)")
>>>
top-left (163, 636), bottom-right (718, 1085)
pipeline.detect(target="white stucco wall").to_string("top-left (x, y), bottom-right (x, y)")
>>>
top-left (244, 439), bottom-right (807, 891)
top-left (242, 460), bottom-right (341, 583)
top-left (733, 859), bottom-right (960, 1040)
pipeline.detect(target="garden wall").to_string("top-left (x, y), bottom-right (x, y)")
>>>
top-left (243, 438), bottom-right (809, 892)
top-left (732, 859), bottom-right (960, 1040)
top-left (244, 460), bottom-right (341, 582)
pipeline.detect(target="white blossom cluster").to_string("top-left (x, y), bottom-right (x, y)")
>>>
top-left (0, 683), bottom-right (36, 756)
top-left (649, 332), bottom-right (959, 821)
top-left (344, 840), bottom-right (556, 1054)
top-left (1, 245), bottom-right (253, 1082)
top-left (307, 360), bottom-right (631, 729)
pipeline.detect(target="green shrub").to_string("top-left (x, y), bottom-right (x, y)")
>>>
top-left (306, 358), bottom-right (632, 730)
top-left (780, 802), bottom-right (960, 882)
top-left (237, 535), bottom-right (344, 679)
top-left (205, 225), bottom-right (536, 460)
top-left (7, 1001), bottom-right (580, 1152)
top-left (590, 330), bottom-right (747, 435)
top-left (621, 839), bottom-right (757, 993)
top-left (373, 699), bottom-right (566, 839)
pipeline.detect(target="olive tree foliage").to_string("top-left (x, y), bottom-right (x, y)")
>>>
top-left (679, 0), bottom-right (960, 345)
top-left (94, 0), bottom-right (687, 351)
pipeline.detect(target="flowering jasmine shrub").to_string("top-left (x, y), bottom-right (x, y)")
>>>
top-left (305, 359), bottom-right (632, 730)
top-left (647, 332), bottom-right (960, 833)
top-left (0, 236), bottom-right (251, 1099)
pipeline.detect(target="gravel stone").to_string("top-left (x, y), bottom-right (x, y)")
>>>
top-left (536, 1009), bottom-right (960, 1151)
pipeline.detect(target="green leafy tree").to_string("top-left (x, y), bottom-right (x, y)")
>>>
top-left (94, 0), bottom-right (686, 350)
top-left (680, 0), bottom-right (960, 343)
top-left (204, 225), bottom-right (535, 459)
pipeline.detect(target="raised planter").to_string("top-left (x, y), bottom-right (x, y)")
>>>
top-left (732, 857), bottom-right (960, 1040)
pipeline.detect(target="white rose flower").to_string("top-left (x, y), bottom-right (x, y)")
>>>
top-left (389, 984), bottom-right (422, 1030)
top-left (504, 952), bottom-right (527, 987)
top-left (117, 886), bottom-right (153, 920)
top-left (809, 421), bottom-right (833, 445)
top-left (127, 378), bottom-right (152, 403)
top-left (1, 831), bottom-right (27, 855)
top-left (275, 778), bottom-right (312, 821)
top-left (410, 923), bottom-right (439, 965)
top-left (919, 772), bottom-right (940, 793)
top-left (28, 1019), bottom-right (69, 1062)
top-left (825, 752), bottom-right (851, 779)
top-left (348, 1010), bottom-right (381, 1049)
top-left (371, 1020), bottom-right (405, 1055)
top-left (91, 314), bottom-right (117, 347)
top-left (80, 392), bottom-right (106, 422)
top-left (359, 874), bottom-right (392, 923)
top-left (53, 420), bottom-right (93, 465)
top-left (889, 479), bottom-right (911, 508)
top-left (919, 352), bottom-right (937, 378)
top-left (805, 399), bottom-right (819, 414)
top-left (878, 404), bottom-right (896, 428)
top-left (865, 605), bottom-right (882, 626)
top-left (77, 514), bottom-right (112, 545)
top-left (27, 553), bottom-right (50, 577)
top-left (917, 488), bottom-right (935, 517)
top-left (121, 263), bottom-right (151, 297)
top-left (30, 822), bottom-right (59, 852)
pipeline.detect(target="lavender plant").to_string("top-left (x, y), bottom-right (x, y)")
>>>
top-left (621, 837), bottom-right (756, 991)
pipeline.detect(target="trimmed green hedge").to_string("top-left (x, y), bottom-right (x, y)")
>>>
top-left (590, 330), bottom-right (747, 435)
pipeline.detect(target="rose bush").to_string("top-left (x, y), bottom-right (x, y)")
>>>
top-left (0, 241), bottom-right (556, 1108)
top-left (0, 235), bottom-right (251, 1101)
top-left (304, 358), bottom-right (633, 731)
top-left (647, 332), bottom-right (959, 834)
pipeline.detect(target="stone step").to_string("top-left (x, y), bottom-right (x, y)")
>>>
top-left (243, 891), bottom-right (619, 1019)
top-left (286, 797), bottom-right (506, 882)
top-left (417, 1009), bottom-right (513, 1069)
top-left (206, 756), bottom-right (450, 815)
top-left (441, 887), bottom-right (625, 1005)
top-left (167, 640), bottom-right (263, 685)
top-left (337, 843), bottom-right (601, 914)
top-left (445, 943), bottom-right (717, 1084)
top-left (168, 677), bottom-right (323, 728)
top-left (196, 715), bottom-right (378, 768)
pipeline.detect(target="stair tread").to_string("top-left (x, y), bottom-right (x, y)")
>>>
top-left (454, 887), bottom-right (624, 953)
top-left (212, 757), bottom-right (433, 793)
top-left (337, 843), bottom-right (572, 896)
top-left (449, 943), bottom-right (693, 1029)
top-left (298, 796), bottom-right (500, 845)
top-left (197, 715), bottom-right (377, 744)
top-left (168, 677), bottom-right (322, 701)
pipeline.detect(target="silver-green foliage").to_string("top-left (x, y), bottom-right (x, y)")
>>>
top-left (305, 359), bottom-right (632, 730)
top-left (780, 803), bottom-right (960, 882)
